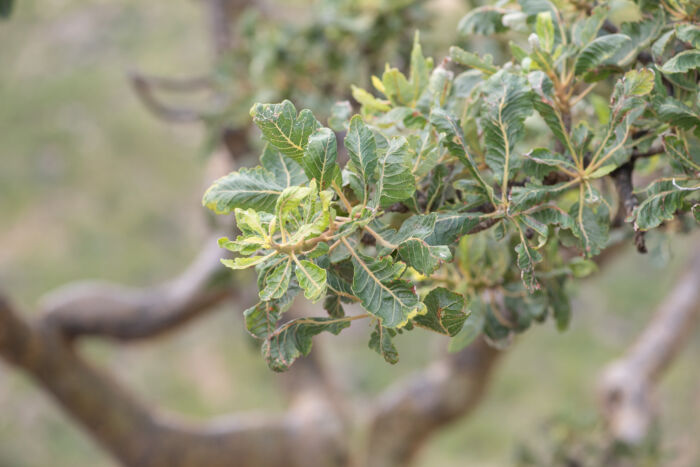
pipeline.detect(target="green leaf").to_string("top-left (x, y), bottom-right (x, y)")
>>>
top-left (663, 135), bottom-right (700, 174)
top-left (303, 127), bottom-right (341, 190)
top-left (510, 181), bottom-right (574, 212)
top-left (430, 109), bottom-right (495, 203)
top-left (260, 145), bottom-right (308, 188)
top-left (535, 12), bottom-right (555, 53)
top-left (676, 24), bottom-right (700, 48)
top-left (344, 115), bottom-right (378, 199)
top-left (587, 164), bottom-right (617, 179)
top-left (0, 0), bottom-right (13, 18)
top-left (263, 317), bottom-right (351, 372)
top-left (450, 46), bottom-right (498, 75)
top-left (203, 167), bottom-right (283, 214)
top-left (424, 212), bottom-right (497, 245)
top-left (328, 101), bottom-right (353, 131)
top-left (368, 324), bottom-right (399, 364)
top-left (569, 201), bottom-right (610, 257)
top-left (655, 97), bottom-right (700, 132)
top-left (409, 32), bottom-right (433, 104)
top-left (259, 258), bottom-right (293, 301)
top-left (415, 288), bottom-right (467, 336)
top-left (634, 179), bottom-right (700, 231)
top-left (349, 250), bottom-right (422, 328)
top-left (457, 6), bottom-right (507, 35)
top-left (398, 240), bottom-right (452, 275)
top-left (275, 185), bottom-right (312, 223)
top-left (482, 72), bottom-right (533, 190)
top-left (523, 148), bottom-right (577, 179)
top-left (250, 100), bottom-right (319, 162)
top-left (574, 34), bottom-right (631, 75)
top-left (448, 297), bottom-right (486, 352)
top-left (514, 220), bottom-right (544, 291)
top-left (382, 66), bottom-right (414, 107)
top-left (660, 50), bottom-right (700, 74)
top-left (375, 136), bottom-right (416, 207)
top-left (293, 258), bottom-right (327, 303)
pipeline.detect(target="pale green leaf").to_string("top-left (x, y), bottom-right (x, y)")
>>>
top-left (250, 100), bottom-right (319, 162)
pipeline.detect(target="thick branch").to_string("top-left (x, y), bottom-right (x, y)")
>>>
top-left (598, 248), bottom-right (700, 444)
top-left (366, 338), bottom-right (501, 467)
top-left (129, 72), bottom-right (206, 123)
top-left (612, 162), bottom-right (646, 253)
top-left (40, 235), bottom-right (238, 341)
top-left (0, 295), bottom-right (348, 467)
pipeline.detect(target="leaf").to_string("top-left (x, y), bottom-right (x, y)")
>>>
top-left (250, 100), bottom-right (319, 163)
top-left (409, 32), bottom-right (433, 104)
top-left (634, 179), bottom-right (700, 231)
top-left (448, 297), bottom-right (486, 352)
top-left (349, 250), bottom-right (422, 328)
top-left (514, 221), bottom-right (544, 291)
top-left (351, 85), bottom-right (391, 113)
top-left (382, 67), bottom-right (414, 107)
top-left (676, 24), bottom-right (700, 48)
top-left (450, 46), bottom-right (498, 75)
top-left (368, 324), bottom-right (399, 364)
top-left (0, 0), bottom-right (13, 18)
top-left (275, 185), bottom-right (312, 224)
top-left (303, 127), bottom-right (341, 189)
top-left (375, 136), bottom-right (416, 207)
top-left (293, 258), bottom-right (327, 303)
top-left (655, 97), bottom-right (700, 132)
top-left (430, 109), bottom-right (495, 203)
top-left (328, 100), bottom-right (353, 131)
top-left (569, 201), bottom-right (610, 257)
top-left (623, 68), bottom-right (655, 96)
top-left (663, 135), bottom-right (700, 174)
top-left (344, 115), bottom-right (378, 199)
top-left (574, 34), bottom-right (631, 75)
top-left (221, 253), bottom-right (275, 270)
top-left (259, 258), bottom-right (293, 301)
top-left (203, 167), bottom-right (283, 214)
top-left (457, 6), bottom-right (507, 35)
top-left (523, 148), bottom-right (577, 179)
top-left (398, 240), bottom-right (452, 275)
top-left (481, 72), bottom-right (533, 189)
top-left (260, 145), bottom-right (308, 188)
top-left (424, 212), bottom-right (496, 245)
top-left (535, 12), bottom-right (555, 53)
top-left (415, 288), bottom-right (467, 336)
top-left (660, 50), bottom-right (700, 74)
top-left (263, 318), bottom-right (351, 372)
top-left (510, 181), bottom-right (574, 212)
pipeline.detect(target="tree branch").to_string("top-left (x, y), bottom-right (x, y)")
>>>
top-left (598, 247), bottom-right (700, 444)
top-left (40, 234), bottom-right (240, 341)
top-left (365, 337), bottom-right (501, 467)
top-left (0, 293), bottom-right (349, 467)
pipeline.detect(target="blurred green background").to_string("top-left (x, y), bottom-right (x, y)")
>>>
top-left (1, 1), bottom-right (698, 466)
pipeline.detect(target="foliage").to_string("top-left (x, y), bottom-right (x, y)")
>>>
top-left (204, 0), bottom-right (700, 371)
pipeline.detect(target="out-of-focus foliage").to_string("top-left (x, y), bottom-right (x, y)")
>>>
top-left (205, 0), bottom-right (699, 371)
top-left (202, 0), bottom-right (431, 151)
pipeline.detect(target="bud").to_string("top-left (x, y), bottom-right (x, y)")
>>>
top-left (528, 33), bottom-right (540, 50)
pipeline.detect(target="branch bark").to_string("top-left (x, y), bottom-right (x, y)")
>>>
top-left (0, 293), bottom-right (349, 467)
top-left (598, 247), bottom-right (700, 444)
top-left (39, 234), bottom-right (239, 341)
top-left (366, 338), bottom-right (501, 467)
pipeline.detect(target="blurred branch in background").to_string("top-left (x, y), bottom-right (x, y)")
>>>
top-left (598, 246), bottom-right (700, 445)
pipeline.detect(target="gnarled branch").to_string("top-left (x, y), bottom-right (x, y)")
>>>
top-left (40, 234), bottom-right (239, 341)
top-left (598, 247), bottom-right (700, 444)
top-left (366, 338), bottom-right (501, 467)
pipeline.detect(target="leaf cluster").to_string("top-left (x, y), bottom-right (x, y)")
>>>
top-left (205, 0), bottom-right (699, 371)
